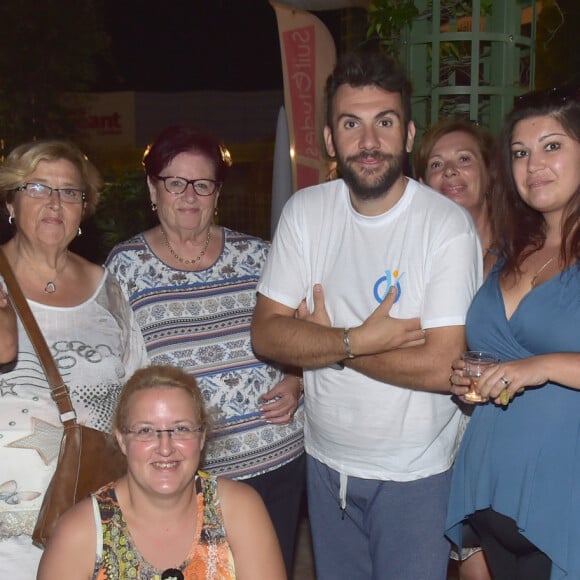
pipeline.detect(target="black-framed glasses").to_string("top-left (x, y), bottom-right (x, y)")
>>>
top-left (156, 176), bottom-right (221, 196)
top-left (14, 182), bottom-right (86, 204)
top-left (515, 85), bottom-right (580, 110)
top-left (125, 425), bottom-right (204, 442)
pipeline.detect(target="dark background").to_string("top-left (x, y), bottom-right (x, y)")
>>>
top-left (99, 1), bottom-right (341, 92)
top-left (0, 1), bottom-right (343, 251)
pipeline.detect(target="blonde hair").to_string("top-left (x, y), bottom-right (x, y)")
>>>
top-left (114, 365), bottom-right (208, 433)
top-left (0, 140), bottom-right (102, 216)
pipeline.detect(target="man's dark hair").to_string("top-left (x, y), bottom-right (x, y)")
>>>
top-left (324, 48), bottom-right (413, 129)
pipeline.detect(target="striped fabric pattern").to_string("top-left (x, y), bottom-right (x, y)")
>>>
top-left (106, 228), bottom-right (304, 479)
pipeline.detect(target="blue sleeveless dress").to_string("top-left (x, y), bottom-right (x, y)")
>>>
top-left (446, 264), bottom-right (580, 579)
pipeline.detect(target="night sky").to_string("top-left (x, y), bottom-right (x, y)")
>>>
top-left (101, 1), bottom-right (340, 92)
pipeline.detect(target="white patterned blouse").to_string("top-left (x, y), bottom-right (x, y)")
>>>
top-left (106, 228), bottom-right (304, 481)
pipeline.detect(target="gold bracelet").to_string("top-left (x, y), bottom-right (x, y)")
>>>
top-left (343, 328), bottom-right (355, 359)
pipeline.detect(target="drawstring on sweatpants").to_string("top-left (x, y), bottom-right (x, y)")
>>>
top-left (339, 472), bottom-right (348, 519)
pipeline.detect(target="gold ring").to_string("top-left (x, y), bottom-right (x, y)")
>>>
top-left (500, 388), bottom-right (510, 406)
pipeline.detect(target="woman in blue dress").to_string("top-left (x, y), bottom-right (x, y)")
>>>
top-left (446, 86), bottom-right (580, 580)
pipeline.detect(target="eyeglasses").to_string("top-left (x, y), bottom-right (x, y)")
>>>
top-left (14, 182), bottom-right (86, 204)
top-left (515, 85), bottom-right (580, 110)
top-left (155, 176), bottom-right (221, 196)
top-left (125, 425), bottom-right (204, 442)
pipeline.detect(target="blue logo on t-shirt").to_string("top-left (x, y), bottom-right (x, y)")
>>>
top-left (373, 269), bottom-right (404, 304)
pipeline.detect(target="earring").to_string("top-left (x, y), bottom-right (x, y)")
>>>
top-left (8, 215), bottom-right (13, 225)
top-left (214, 207), bottom-right (218, 218)
top-left (151, 202), bottom-right (157, 211)
top-left (77, 226), bottom-right (82, 236)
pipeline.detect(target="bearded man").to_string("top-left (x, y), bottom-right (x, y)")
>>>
top-left (252, 48), bottom-right (482, 580)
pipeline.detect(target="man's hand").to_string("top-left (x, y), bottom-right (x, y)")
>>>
top-left (297, 284), bottom-right (424, 357)
top-left (350, 287), bottom-right (425, 355)
top-left (296, 284), bottom-right (331, 326)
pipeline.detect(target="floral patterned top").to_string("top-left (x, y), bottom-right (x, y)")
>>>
top-left (106, 229), bottom-right (303, 480)
top-left (92, 472), bottom-right (236, 579)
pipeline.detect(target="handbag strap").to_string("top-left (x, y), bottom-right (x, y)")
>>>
top-left (0, 247), bottom-right (77, 425)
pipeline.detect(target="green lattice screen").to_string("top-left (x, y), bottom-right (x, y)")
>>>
top-left (401, 0), bottom-right (537, 137)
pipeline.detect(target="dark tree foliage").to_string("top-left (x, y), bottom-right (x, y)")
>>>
top-left (536, 0), bottom-right (580, 89)
top-left (0, 0), bottom-right (110, 153)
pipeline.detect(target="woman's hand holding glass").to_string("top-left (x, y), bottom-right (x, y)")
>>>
top-left (449, 356), bottom-right (549, 406)
top-left (461, 351), bottom-right (500, 402)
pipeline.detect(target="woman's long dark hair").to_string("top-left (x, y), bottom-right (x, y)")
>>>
top-left (490, 86), bottom-right (580, 277)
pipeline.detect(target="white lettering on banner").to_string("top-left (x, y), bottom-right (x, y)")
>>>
top-left (287, 27), bottom-right (318, 159)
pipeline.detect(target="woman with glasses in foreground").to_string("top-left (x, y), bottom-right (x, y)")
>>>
top-left (38, 365), bottom-right (286, 579)
top-left (106, 125), bottom-right (304, 576)
top-left (0, 140), bottom-right (147, 578)
top-left (446, 86), bottom-right (580, 580)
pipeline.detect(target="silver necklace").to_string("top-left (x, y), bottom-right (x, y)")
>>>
top-left (160, 227), bottom-right (211, 266)
top-left (21, 251), bottom-right (68, 294)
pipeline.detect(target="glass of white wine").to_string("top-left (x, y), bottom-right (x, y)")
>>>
top-left (462, 351), bottom-right (500, 402)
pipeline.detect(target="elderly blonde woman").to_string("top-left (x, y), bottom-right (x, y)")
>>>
top-left (0, 140), bottom-right (147, 578)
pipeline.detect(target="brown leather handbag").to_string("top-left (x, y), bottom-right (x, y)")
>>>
top-left (0, 249), bottom-right (127, 548)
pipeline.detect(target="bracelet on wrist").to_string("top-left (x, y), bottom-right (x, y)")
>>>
top-left (343, 327), bottom-right (355, 359)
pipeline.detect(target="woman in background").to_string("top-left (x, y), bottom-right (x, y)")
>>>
top-left (0, 140), bottom-right (147, 578)
top-left (415, 119), bottom-right (495, 580)
top-left (106, 125), bottom-right (304, 575)
top-left (415, 119), bottom-right (496, 277)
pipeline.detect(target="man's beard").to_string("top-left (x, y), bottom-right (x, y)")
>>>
top-left (337, 150), bottom-right (405, 201)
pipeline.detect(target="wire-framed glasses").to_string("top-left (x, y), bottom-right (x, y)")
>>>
top-left (15, 182), bottom-right (86, 204)
top-left (156, 176), bottom-right (221, 196)
top-left (125, 425), bottom-right (204, 442)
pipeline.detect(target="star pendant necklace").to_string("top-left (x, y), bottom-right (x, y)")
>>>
top-left (160, 227), bottom-right (211, 266)
top-left (21, 251), bottom-right (69, 294)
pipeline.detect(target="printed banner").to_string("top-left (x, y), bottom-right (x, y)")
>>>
top-left (271, 2), bottom-right (336, 192)
top-left (271, 106), bottom-right (293, 238)
top-left (74, 92), bottom-right (136, 148)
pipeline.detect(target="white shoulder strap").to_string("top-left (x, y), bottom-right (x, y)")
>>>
top-left (91, 494), bottom-right (104, 561)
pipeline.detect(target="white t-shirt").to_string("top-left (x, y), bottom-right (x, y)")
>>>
top-left (257, 178), bottom-right (482, 481)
